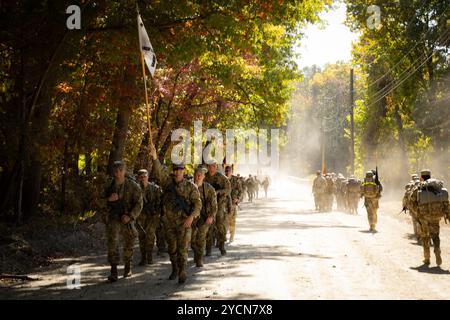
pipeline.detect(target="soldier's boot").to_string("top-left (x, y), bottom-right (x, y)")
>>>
top-left (168, 259), bottom-right (178, 280)
top-left (123, 262), bottom-right (132, 278)
top-left (219, 242), bottom-right (227, 256)
top-left (229, 229), bottom-right (235, 243)
top-left (423, 244), bottom-right (431, 266)
top-left (107, 264), bottom-right (118, 282)
top-left (194, 253), bottom-right (203, 268)
top-left (433, 236), bottom-right (442, 266)
top-left (147, 252), bottom-right (154, 265)
top-left (435, 250), bottom-right (442, 266)
top-left (138, 251), bottom-right (147, 266)
top-left (178, 267), bottom-right (187, 284)
top-left (205, 245), bottom-right (212, 257)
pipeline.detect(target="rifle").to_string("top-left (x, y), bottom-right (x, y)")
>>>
top-left (105, 180), bottom-right (139, 237)
top-left (375, 166), bottom-right (380, 186)
top-left (169, 183), bottom-right (192, 216)
top-left (136, 221), bottom-right (146, 235)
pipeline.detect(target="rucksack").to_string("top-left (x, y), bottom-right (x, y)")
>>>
top-left (417, 179), bottom-right (448, 218)
top-left (314, 177), bottom-right (326, 193)
top-left (347, 179), bottom-right (360, 193)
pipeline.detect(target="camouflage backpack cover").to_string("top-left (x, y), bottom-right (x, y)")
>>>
top-left (347, 179), bottom-right (360, 193)
top-left (416, 179), bottom-right (449, 219)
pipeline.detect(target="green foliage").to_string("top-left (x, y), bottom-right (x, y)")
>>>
top-left (345, 0), bottom-right (450, 182)
top-left (0, 0), bottom-right (331, 218)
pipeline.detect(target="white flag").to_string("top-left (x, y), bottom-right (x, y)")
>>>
top-left (137, 11), bottom-right (157, 77)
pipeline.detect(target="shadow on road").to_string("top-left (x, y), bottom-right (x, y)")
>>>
top-left (410, 265), bottom-right (450, 275)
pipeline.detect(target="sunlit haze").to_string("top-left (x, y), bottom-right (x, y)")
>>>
top-left (295, 2), bottom-right (359, 68)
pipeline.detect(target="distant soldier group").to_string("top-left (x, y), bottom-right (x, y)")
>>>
top-left (242, 174), bottom-right (270, 202)
top-left (312, 169), bottom-right (382, 231)
top-left (100, 142), bottom-right (271, 284)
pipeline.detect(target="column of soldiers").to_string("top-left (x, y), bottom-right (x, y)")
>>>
top-left (313, 171), bottom-right (359, 213)
top-left (312, 170), bottom-right (381, 232)
top-left (101, 143), bottom-right (261, 284)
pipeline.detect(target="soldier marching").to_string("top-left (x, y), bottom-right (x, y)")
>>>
top-left (100, 140), bottom-right (272, 284)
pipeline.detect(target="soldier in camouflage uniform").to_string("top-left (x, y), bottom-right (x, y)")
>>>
top-left (225, 165), bottom-right (242, 243)
top-left (312, 171), bottom-right (326, 211)
top-left (261, 176), bottom-right (270, 199)
top-left (102, 161), bottom-right (143, 282)
top-left (246, 175), bottom-right (255, 203)
top-left (191, 165), bottom-right (217, 267)
top-left (149, 144), bottom-right (201, 284)
top-left (410, 170), bottom-right (450, 266)
top-left (205, 161), bottom-right (231, 255)
top-left (360, 171), bottom-right (382, 232)
top-left (344, 176), bottom-right (361, 215)
top-left (237, 174), bottom-right (246, 202)
top-left (137, 169), bottom-right (162, 265)
top-left (156, 219), bottom-right (167, 255)
top-left (335, 173), bottom-right (347, 212)
top-left (403, 174), bottom-right (421, 243)
top-left (324, 174), bottom-right (336, 212)
top-left (254, 176), bottom-right (260, 199)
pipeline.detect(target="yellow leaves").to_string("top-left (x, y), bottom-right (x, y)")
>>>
top-left (57, 82), bottom-right (73, 93)
top-left (78, 210), bottom-right (96, 222)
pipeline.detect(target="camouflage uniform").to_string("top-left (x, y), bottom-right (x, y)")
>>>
top-left (102, 178), bottom-right (143, 267)
top-left (228, 175), bottom-right (243, 242)
top-left (238, 176), bottom-right (246, 202)
top-left (137, 181), bottom-right (162, 265)
top-left (205, 170), bottom-right (231, 255)
top-left (246, 177), bottom-right (255, 202)
top-left (254, 177), bottom-right (260, 199)
top-left (324, 175), bottom-right (335, 212)
top-left (403, 175), bottom-right (421, 241)
top-left (312, 174), bottom-right (326, 211)
top-left (261, 177), bottom-right (270, 199)
top-left (152, 159), bottom-right (201, 281)
top-left (360, 172), bottom-right (382, 232)
top-left (344, 177), bottom-right (360, 215)
top-left (335, 175), bottom-right (347, 211)
top-left (410, 171), bottom-right (449, 266)
top-left (191, 182), bottom-right (217, 266)
top-left (156, 218), bottom-right (167, 254)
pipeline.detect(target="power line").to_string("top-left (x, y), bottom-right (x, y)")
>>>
top-left (366, 29), bottom-right (449, 107)
top-left (363, 1), bottom-right (446, 89)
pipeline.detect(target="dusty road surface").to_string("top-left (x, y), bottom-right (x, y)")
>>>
top-left (2, 177), bottom-right (450, 300)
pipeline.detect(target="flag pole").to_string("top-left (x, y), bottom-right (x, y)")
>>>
top-left (137, 3), bottom-right (153, 146)
top-left (140, 51), bottom-right (153, 145)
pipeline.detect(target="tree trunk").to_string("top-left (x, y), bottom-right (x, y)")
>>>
top-left (61, 142), bottom-right (68, 213)
top-left (393, 103), bottom-right (409, 182)
top-left (107, 62), bottom-right (135, 174)
top-left (133, 131), bottom-right (151, 173)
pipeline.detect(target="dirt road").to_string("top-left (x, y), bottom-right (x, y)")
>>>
top-left (2, 177), bottom-right (450, 299)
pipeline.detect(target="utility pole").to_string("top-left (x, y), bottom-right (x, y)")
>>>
top-left (350, 68), bottom-right (355, 175)
top-left (321, 117), bottom-right (326, 174)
